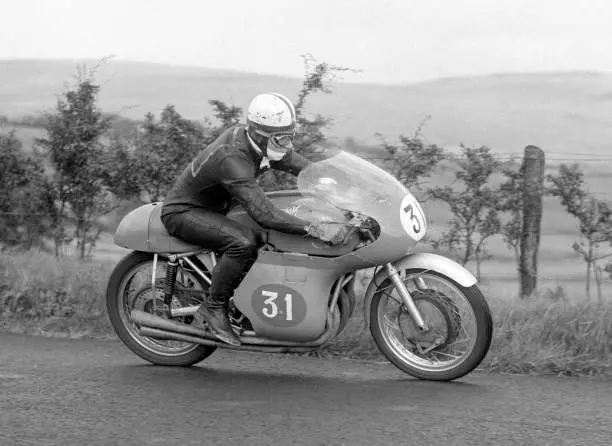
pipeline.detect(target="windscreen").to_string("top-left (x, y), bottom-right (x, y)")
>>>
top-left (297, 150), bottom-right (408, 217)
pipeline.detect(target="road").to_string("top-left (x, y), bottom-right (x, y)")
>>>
top-left (1, 333), bottom-right (611, 446)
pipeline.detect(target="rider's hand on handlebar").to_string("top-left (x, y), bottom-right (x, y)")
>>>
top-left (306, 217), bottom-right (351, 246)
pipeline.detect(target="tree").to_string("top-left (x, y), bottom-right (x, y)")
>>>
top-left (0, 131), bottom-right (55, 249)
top-left (106, 101), bottom-right (238, 204)
top-left (104, 113), bottom-right (143, 141)
top-left (35, 69), bottom-right (114, 258)
top-left (205, 100), bottom-right (243, 141)
top-left (374, 117), bottom-right (445, 195)
top-left (496, 158), bottom-right (524, 266)
top-left (428, 145), bottom-right (502, 281)
top-left (293, 53), bottom-right (357, 153)
top-left (130, 105), bottom-right (207, 202)
top-left (547, 164), bottom-right (612, 302)
top-left (259, 54), bottom-right (358, 191)
top-left (605, 260), bottom-right (612, 281)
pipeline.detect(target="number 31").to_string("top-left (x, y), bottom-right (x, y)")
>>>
top-left (262, 290), bottom-right (294, 321)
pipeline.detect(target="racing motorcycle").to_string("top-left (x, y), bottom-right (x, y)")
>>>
top-left (105, 149), bottom-right (493, 381)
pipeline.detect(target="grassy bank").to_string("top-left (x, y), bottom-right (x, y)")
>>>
top-left (2, 249), bottom-right (611, 379)
top-left (0, 249), bottom-right (115, 338)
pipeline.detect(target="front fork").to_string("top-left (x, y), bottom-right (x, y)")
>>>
top-left (384, 263), bottom-right (429, 332)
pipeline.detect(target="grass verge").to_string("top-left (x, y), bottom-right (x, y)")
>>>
top-left (2, 249), bottom-right (611, 379)
top-left (0, 249), bottom-right (115, 339)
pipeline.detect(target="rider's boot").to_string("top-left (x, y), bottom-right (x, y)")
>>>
top-left (192, 245), bottom-right (259, 347)
top-left (193, 294), bottom-right (241, 347)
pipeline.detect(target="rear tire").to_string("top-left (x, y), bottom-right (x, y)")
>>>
top-left (106, 251), bottom-right (217, 367)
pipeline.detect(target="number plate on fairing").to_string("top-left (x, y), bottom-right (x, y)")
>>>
top-left (251, 284), bottom-right (308, 327)
top-left (400, 194), bottom-right (427, 241)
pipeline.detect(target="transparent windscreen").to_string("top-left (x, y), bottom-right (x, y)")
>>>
top-left (297, 150), bottom-right (407, 216)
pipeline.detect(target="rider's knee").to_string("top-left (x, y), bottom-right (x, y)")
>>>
top-left (233, 230), bottom-right (260, 256)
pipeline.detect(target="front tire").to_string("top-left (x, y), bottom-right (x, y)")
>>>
top-left (106, 251), bottom-right (217, 367)
top-left (370, 269), bottom-right (493, 381)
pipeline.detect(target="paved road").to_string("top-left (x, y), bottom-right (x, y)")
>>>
top-left (1, 333), bottom-right (611, 446)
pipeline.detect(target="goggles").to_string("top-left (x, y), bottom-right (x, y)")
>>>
top-left (254, 128), bottom-right (296, 149)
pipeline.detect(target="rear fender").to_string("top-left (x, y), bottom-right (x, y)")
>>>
top-left (362, 253), bottom-right (477, 328)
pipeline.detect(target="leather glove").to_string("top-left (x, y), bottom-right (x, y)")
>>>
top-left (306, 217), bottom-right (351, 246)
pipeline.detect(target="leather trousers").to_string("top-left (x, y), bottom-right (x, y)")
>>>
top-left (161, 207), bottom-right (263, 307)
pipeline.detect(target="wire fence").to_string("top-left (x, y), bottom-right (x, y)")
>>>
top-left (360, 152), bottom-right (612, 162)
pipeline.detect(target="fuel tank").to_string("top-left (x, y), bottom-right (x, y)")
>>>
top-left (226, 190), bottom-right (360, 257)
top-left (114, 191), bottom-right (361, 257)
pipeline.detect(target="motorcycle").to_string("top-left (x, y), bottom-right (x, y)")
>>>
top-left (105, 149), bottom-right (493, 381)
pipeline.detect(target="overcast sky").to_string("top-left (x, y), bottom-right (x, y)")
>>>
top-left (2, 0), bottom-right (612, 84)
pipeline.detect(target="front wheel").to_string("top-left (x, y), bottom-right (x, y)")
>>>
top-left (106, 251), bottom-right (217, 367)
top-left (370, 269), bottom-right (493, 381)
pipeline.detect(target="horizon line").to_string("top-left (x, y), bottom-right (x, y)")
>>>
top-left (1, 56), bottom-right (610, 88)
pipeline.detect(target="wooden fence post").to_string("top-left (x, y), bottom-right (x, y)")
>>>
top-left (520, 145), bottom-right (546, 298)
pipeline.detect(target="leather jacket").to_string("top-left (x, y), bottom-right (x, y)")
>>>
top-left (161, 124), bottom-right (311, 235)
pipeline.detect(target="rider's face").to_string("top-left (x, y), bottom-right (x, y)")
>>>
top-left (266, 133), bottom-right (294, 161)
top-left (249, 127), bottom-right (295, 161)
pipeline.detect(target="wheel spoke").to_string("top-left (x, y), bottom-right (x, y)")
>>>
top-left (379, 288), bottom-right (403, 305)
top-left (430, 350), bottom-right (462, 360)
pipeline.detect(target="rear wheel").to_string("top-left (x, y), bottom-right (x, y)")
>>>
top-left (106, 251), bottom-right (216, 366)
top-left (370, 269), bottom-right (493, 381)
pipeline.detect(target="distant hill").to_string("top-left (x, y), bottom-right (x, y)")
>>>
top-left (2, 59), bottom-right (612, 158)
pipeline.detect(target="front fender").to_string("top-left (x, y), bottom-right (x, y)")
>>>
top-left (362, 253), bottom-right (478, 328)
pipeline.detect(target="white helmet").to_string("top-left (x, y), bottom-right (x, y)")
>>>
top-left (246, 93), bottom-right (297, 160)
top-left (247, 92), bottom-right (296, 135)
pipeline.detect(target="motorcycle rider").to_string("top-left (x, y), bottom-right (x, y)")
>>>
top-left (161, 92), bottom-right (348, 346)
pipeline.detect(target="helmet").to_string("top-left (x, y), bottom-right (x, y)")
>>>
top-left (246, 93), bottom-right (297, 160)
top-left (247, 92), bottom-right (296, 134)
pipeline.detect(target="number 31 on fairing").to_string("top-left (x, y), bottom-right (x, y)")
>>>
top-left (400, 194), bottom-right (427, 241)
top-left (262, 290), bottom-right (294, 320)
top-left (251, 284), bottom-right (308, 327)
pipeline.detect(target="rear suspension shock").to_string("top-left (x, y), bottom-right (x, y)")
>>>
top-left (164, 255), bottom-right (178, 307)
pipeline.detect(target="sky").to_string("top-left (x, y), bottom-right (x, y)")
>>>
top-left (2, 0), bottom-right (612, 84)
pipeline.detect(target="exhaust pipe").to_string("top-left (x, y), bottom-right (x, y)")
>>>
top-left (139, 326), bottom-right (232, 348)
top-left (138, 326), bottom-right (316, 353)
top-left (131, 310), bottom-right (210, 338)
top-left (170, 305), bottom-right (199, 317)
top-left (132, 306), bottom-right (340, 348)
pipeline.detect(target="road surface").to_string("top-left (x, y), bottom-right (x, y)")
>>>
top-left (1, 333), bottom-right (611, 445)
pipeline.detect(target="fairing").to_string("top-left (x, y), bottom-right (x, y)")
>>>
top-left (296, 150), bottom-right (428, 265)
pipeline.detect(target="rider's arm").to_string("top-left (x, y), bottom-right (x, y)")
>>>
top-left (269, 150), bottom-right (311, 176)
top-left (219, 155), bottom-right (310, 235)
